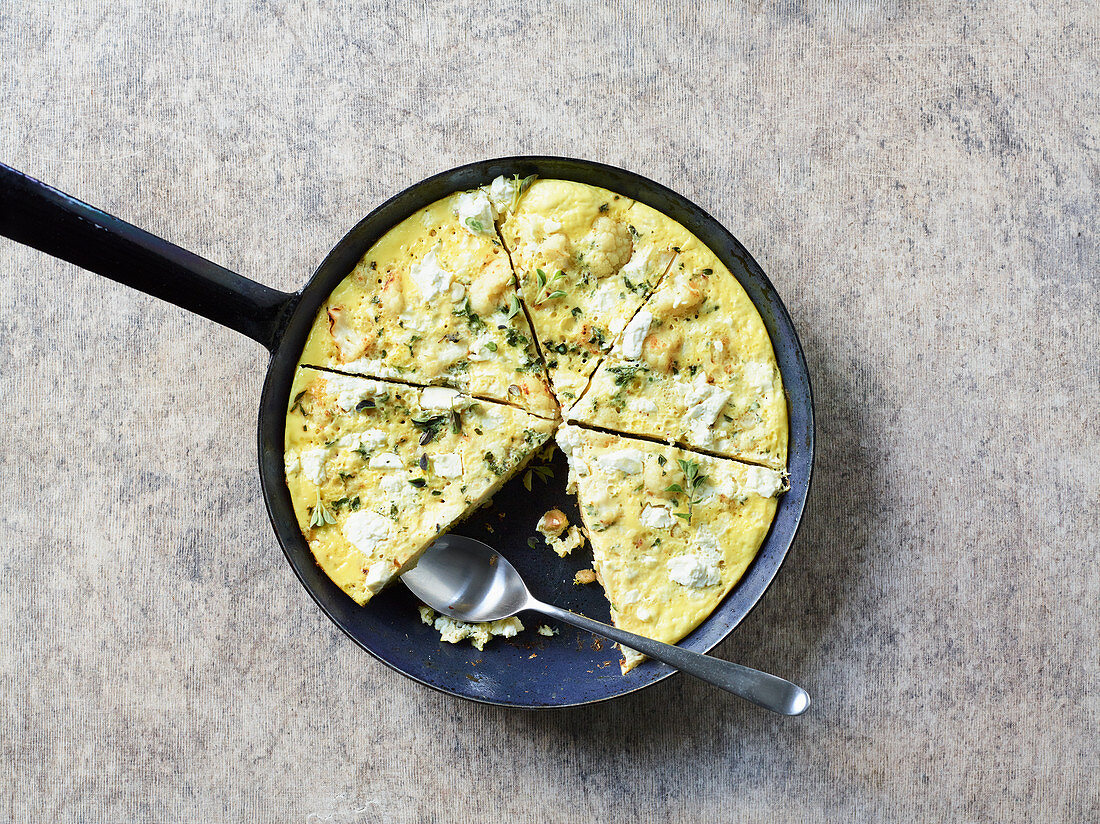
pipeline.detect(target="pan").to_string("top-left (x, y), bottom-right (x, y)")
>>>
top-left (0, 156), bottom-right (814, 708)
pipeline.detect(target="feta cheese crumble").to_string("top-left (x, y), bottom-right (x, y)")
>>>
top-left (595, 448), bottom-right (644, 475)
top-left (408, 243), bottom-right (453, 301)
top-left (343, 511), bottom-right (392, 555)
top-left (299, 448), bottom-right (328, 485)
top-left (432, 452), bottom-right (463, 478)
top-left (455, 190), bottom-right (496, 237)
top-left (620, 309), bottom-right (653, 360)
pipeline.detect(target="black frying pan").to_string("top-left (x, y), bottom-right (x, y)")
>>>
top-left (0, 157), bottom-right (814, 708)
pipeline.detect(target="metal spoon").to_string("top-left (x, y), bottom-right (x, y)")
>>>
top-left (402, 535), bottom-right (810, 715)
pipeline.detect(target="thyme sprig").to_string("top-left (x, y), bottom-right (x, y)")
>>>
top-left (666, 459), bottom-right (707, 524)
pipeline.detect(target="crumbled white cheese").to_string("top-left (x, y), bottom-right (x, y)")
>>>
top-left (456, 190), bottom-right (496, 237)
top-left (343, 511), bottom-right (391, 555)
top-left (620, 309), bottom-right (653, 360)
top-left (742, 361), bottom-right (773, 393)
top-left (618, 246), bottom-right (651, 284)
top-left (467, 333), bottom-right (499, 362)
top-left (324, 373), bottom-right (386, 412)
top-left (536, 624), bottom-right (559, 637)
top-left (640, 504), bottom-right (675, 529)
top-left (627, 396), bottom-right (659, 414)
top-left (299, 448), bottom-right (328, 485)
top-left (363, 560), bottom-right (393, 593)
top-left (681, 374), bottom-right (733, 444)
top-left (341, 356), bottom-right (401, 379)
top-left (636, 606), bottom-right (653, 621)
top-left (449, 281), bottom-right (466, 303)
top-left (419, 605), bottom-right (524, 651)
top-left (592, 281), bottom-right (621, 316)
top-left (485, 175), bottom-right (519, 214)
top-left (367, 453), bottom-right (404, 470)
top-left (621, 589), bottom-right (641, 605)
top-left (543, 217), bottom-right (562, 233)
top-left (712, 339), bottom-right (724, 353)
top-left (408, 243), bottom-right (452, 301)
top-left (432, 452), bottom-right (463, 478)
top-left (596, 448), bottom-right (644, 475)
top-left (667, 554), bottom-right (721, 588)
top-left (742, 465), bottom-right (785, 498)
top-left (284, 453), bottom-right (300, 475)
top-left (434, 341), bottom-right (468, 369)
top-left (327, 307), bottom-right (361, 360)
top-left (338, 429), bottom-right (387, 453)
top-left (419, 386), bottom-right (462, 411)
top-left (555, 424), bottom-right (585, 459)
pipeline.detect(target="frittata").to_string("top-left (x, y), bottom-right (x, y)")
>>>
top-left (555, 425), bottom-right (785, 672)
top-left (499, 179), bottom-right (690, 404)
top-left (284, 175), bottom-right (790, 670)
top-left (297, 185), bottom-right (557, 419)
top-left (284, 367), bottom-right (555, 604)
top-left (566, 237), bottom-right (788, 469)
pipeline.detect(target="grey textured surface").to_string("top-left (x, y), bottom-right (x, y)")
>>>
top-left (2, 1), bottom-right (1098, 821)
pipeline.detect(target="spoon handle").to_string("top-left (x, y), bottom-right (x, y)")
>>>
top-left (529, 600), bottom-right (810, 716)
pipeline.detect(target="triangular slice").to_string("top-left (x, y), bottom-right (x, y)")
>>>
top-left (555, 425), bottom-right (785, 672)
top-left (284, 368), bottom-right (555, 605)
top-left (296, 187), bottom-right (557, 418)
top-left (499, 179), bottom-right (689, 405)
top-left (566, 234), bottom-right (788, 469)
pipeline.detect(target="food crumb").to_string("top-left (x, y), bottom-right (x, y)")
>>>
top-left (418, 605), bottom-right (523, 650)
top-left (574, 568), bottom-right (597, 585)
top-left (536, 508), bottom-right (568, 538)
top-left (536, 625), bottom-right (559, 637)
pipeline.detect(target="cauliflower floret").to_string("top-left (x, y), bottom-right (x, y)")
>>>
top-left (583, 217), bottom-right (633, 279)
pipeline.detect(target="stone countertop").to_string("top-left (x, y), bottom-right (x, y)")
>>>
top-left (1, 2), bottom-right (1097, 821)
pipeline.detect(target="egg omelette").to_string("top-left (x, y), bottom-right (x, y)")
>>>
top-left (555, 425), bottom-right (785, 672)
top-left (285, 175), bottom-right (789, 669)
top-left (498, 179), bottom-right (690, 404)
top-left (566, 236), bottom-right (788, 469)
top-left (296, 184), bottom-right (557, 419)
top-left (284, 367), bottom-right (555, 604)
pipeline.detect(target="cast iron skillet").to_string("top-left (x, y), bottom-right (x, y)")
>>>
top-left (0, 157), bottom-right (814, 708)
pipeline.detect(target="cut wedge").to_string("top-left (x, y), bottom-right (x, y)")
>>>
top-left (284, 368), bottom-right (555, 605)
top-left (499, 179), bottom-right (688, 404)
top-left (566, 236), bottom-right (788, 469)
top-left (297, 188), bottom-right (557, 418)
top-left (555, 425), bottom-right (785, 672)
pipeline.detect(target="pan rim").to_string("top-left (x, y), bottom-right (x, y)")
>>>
top-left (257, 155), bottom-right (815, 709)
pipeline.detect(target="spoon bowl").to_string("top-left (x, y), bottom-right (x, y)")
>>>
top-left (403, 535), bottom-right (811, 716)
top-left (402, 535), bottom-right (529, 622)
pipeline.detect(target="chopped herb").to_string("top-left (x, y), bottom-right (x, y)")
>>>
top-left (355, 398), bottom-right (376, 412)
top-left (570, 307), bottom-right (583, 319)
top-left (465, 217), bottom-right (485, 233)
top-left (309, 493), bottom-right (337, 528)
top-left (504, 327), bottom-right (529, 348)
top-left (484, 451), bottom-right (503, 475)
top-left (485, 341), bottom-right (497, 352)
top-left (599, 202), bottom-right (609, 213)
top-left (666, 459), bottom-right (707, 524)
top-left (289, 390), bottom-right (308, 415)
top-left (527, 537), bottom-right (541, 549)
top-left (408, 478), bottom-right (427, 488)
top-left (545, 289), bottom-right (566, 301)
top-left (505, 296), bottom-right (522, 320)
top-left (419, 453), bottom-right (429, 471)
top-left (657, 455), bottom-right (667, 466)
top-left (607, 363), bottom-right (648, 386)
top-left (412, 412), bottom-right (450, 445)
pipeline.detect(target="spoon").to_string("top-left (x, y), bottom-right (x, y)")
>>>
top-left (402, 535), bottom-right (810, 715)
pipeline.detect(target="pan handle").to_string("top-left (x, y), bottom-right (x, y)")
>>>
top-left (0, 162), bottom-right (296, 351)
